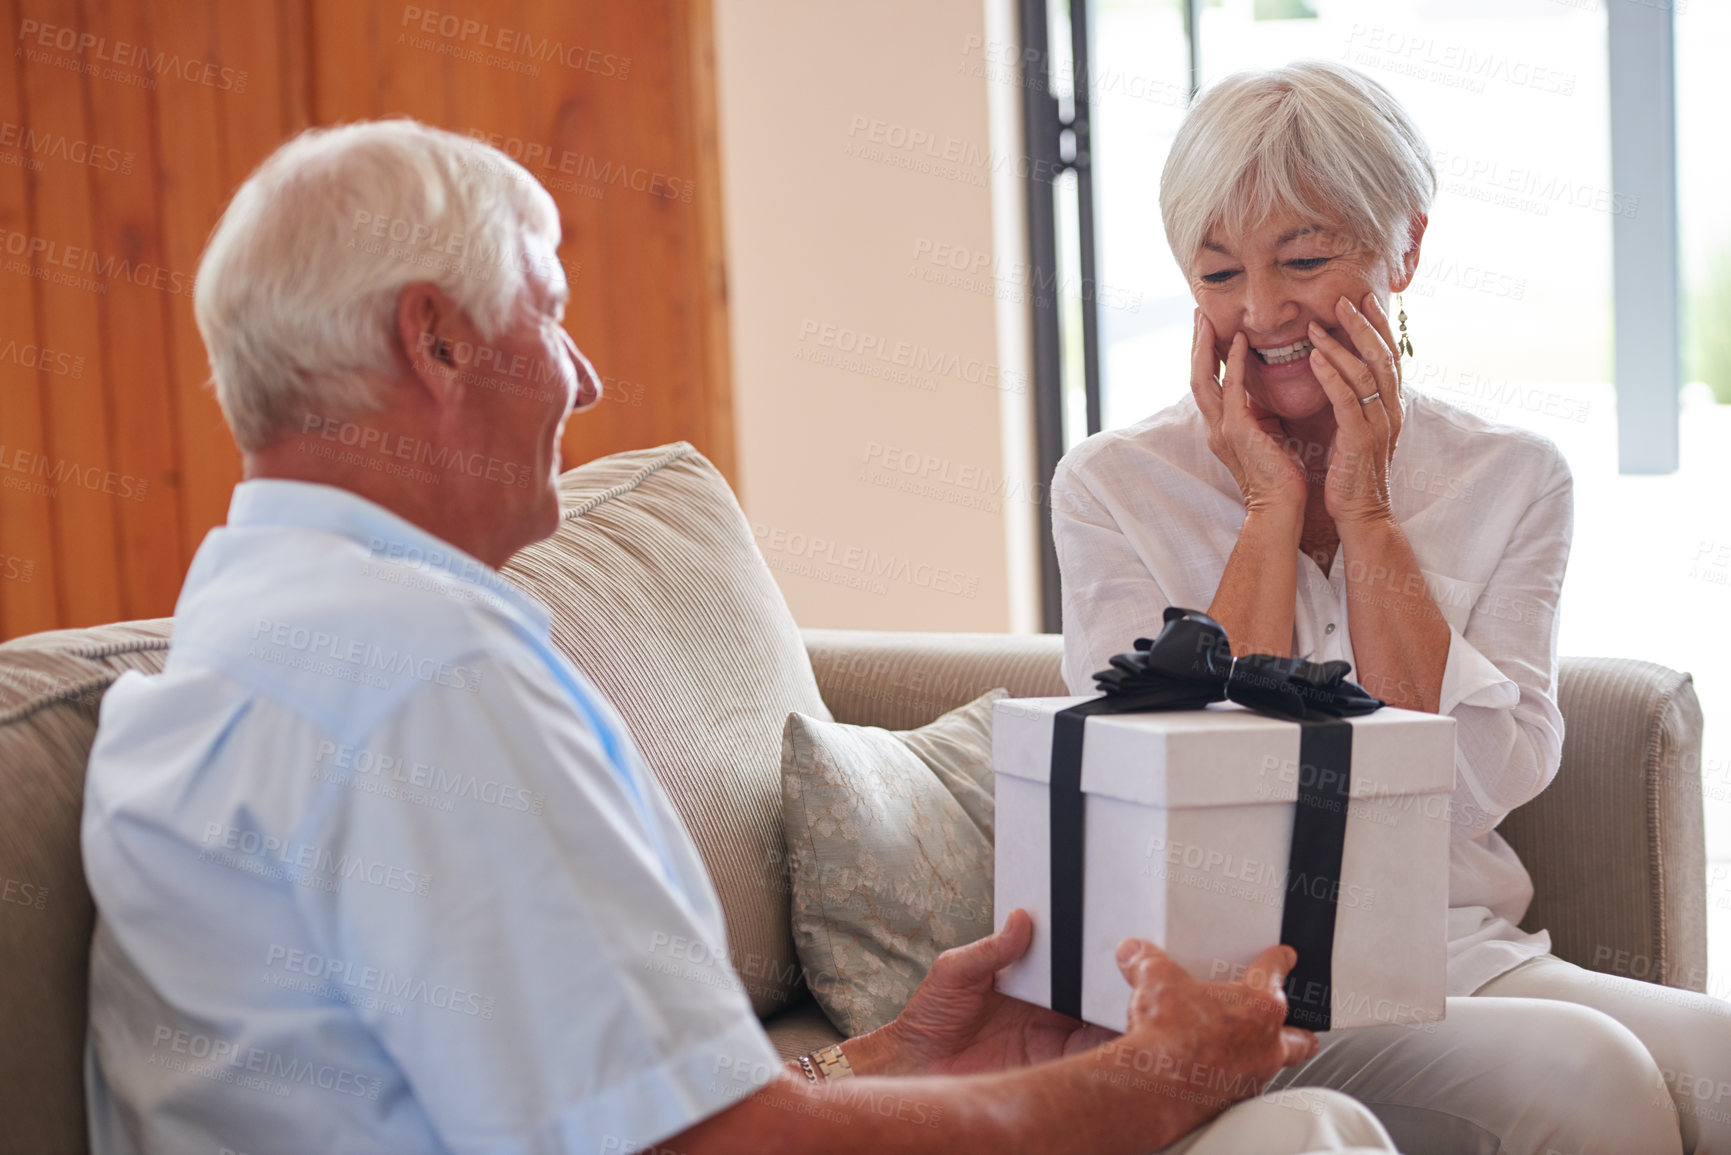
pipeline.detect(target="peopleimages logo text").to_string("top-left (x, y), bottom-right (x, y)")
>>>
top-left (315, 739), bottom-right (544, 815)
top-left (200, 824), bottom-right (433, 897)
top-left (0, 121), bottom-right (133, 173)
top-left (249, 617), bottom-right (483, 693)
top-left (0, 444), bottom-right (149, 501)
top-left (399, 7), bottom-right (631, 78)
top-left (17, 20), bottom-right (248, 91)
top-left (752, 523), bottom-right (980, 599)
top-left (264, 944), bottom-right (495, 1019)
top-left (300, 415), bottom-right (535, 488)
top-left (0, 226), bottom-right (197, 297)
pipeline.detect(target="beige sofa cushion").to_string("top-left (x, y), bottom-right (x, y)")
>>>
top-left (782, 691), bottom-right (1002, 1037)
top-left (501, 443), bottom-right (831, 1017)
top-left (0, 619), bottom-right (173, 1155)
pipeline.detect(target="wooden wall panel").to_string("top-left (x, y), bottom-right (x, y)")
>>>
top-left (149, 0), bottom-right (244, 593)
top-left (0, 0), bottom-right (734, 640)
top-left (81, 0), bottom-right (188, 624)
top-left (0, 0), bottom-right (58, 636)
top-left (20, 0), bottom-right (123, 628)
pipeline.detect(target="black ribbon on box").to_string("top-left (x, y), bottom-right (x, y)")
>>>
top-left (1049, 607), bottom-right (1382, 1030)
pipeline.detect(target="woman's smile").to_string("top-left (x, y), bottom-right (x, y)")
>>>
top-left (1251, 337), bottom-right (1314, 366)
top-left (1224, 319), bottom-right (1359, 419)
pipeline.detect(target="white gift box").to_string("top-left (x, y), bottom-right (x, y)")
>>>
top-left (993, 697), bottom-right (1456, 1032)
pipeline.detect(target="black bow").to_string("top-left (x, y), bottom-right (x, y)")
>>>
top-left (1089, 607), bottom-right (1382, 720)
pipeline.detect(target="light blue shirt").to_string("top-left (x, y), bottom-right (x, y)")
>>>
top-left (82, 480), bottom-right (781, 1155)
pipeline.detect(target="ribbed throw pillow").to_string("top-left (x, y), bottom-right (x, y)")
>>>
top-left (500, 443), bottom-right (832, 1018)
top-left (781, 690), bottom-right (1004, 1037)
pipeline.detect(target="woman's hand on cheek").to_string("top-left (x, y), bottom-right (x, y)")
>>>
top-left (1190, 310), bottom-right (1306, 519)
top-left (1305, 294), bottom-right (1400, 528)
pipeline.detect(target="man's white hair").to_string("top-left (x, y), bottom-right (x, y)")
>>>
top-left (194, 119), bottom-right (560, 451)
top-left (1160, 61), bottom-right (1435, 276)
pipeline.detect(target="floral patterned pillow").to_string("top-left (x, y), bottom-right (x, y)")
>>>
top-left (780, 690), bottom-right (1004, 1038)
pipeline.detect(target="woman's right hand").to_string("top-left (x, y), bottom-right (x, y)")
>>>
top-left (1190, 311), bottom-right (1307, 518)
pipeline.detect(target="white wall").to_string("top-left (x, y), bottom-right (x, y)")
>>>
top-left (713, 0), bottom-right (1038, 632)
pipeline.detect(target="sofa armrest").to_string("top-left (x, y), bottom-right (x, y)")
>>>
top-left (1495, 658), bottom-right (1707, 991)
top-left (802, 629), bottom-right (1065, 729)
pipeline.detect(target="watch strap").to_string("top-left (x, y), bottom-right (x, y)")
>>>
top-left (796, 1043), bottom-right (855, 1082)
top-left (811, 1042), bottom-right (854, 1081)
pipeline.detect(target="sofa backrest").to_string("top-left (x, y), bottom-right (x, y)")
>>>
top-left (0, 619), bottom-right (172, 1155)
top-left (498, 443), bottom-right (831, 1018)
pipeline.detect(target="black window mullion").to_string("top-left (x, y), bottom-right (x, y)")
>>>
top-left (1072, 0), bottom-right (1102, 441)
top-left (1022, 0), bottom-right (1103, 633)
top-left (1021, 0), bottom-right (1068, 634)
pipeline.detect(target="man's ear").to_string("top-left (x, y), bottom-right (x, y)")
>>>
top-left (1389, 214), bottom-right (1428, 294)
top-left (396, 282), bottom-right (462, 400)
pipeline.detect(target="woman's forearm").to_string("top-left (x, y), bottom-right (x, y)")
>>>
top-left (1338, 516), bottom-right (1448, 713)
top-left (1207, 508), bottom-right (1302, 656)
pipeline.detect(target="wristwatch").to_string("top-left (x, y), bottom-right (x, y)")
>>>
top-left (796, 1043), bottom-right (855, 1083)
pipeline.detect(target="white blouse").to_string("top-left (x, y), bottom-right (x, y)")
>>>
top-left (1052, 390), bottom-right (1572, 996)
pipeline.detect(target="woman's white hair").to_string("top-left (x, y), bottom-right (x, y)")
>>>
top-left (195, 119), bottom-right (559, 451)
top-left (1160, 61), bottom-right (1435, 275)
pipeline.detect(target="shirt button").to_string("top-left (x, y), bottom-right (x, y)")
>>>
top-left (1325, 622), bottom-right (1336, 635)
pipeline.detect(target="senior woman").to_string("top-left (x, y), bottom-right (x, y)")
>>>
top-left (1053, 61), bottom-right (1730, 1155)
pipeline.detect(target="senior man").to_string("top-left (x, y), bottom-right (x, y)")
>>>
top-left (80, 120), bottom-right (1399, 1155)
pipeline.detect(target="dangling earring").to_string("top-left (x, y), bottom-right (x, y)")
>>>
top-left (1396, 295), bottom-right (1414, 358)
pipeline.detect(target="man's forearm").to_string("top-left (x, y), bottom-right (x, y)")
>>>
top-left (1207, 508), bottom-right (1301, 656)
top-left (676, 1047), bottom-right (1222, 1155)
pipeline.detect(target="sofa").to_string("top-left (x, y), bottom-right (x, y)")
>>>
top-left (0, 443), bottom-right (1708, 1155)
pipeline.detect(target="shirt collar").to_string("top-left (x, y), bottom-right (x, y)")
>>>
top-left (225, 479), bottom-right (552, 634)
